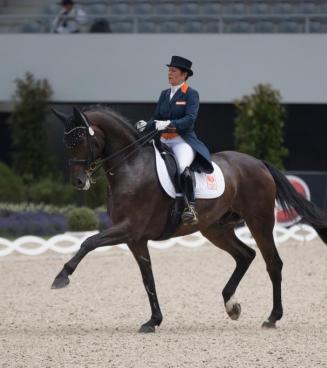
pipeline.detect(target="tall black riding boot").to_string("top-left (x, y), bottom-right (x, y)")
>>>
top-left (181, 167), bottom-right (199, 225)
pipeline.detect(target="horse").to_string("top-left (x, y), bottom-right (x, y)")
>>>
top-left (51, 106), bottom-right (327, 333)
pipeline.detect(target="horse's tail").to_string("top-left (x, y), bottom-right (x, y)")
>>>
top-left (262, 160), bottom-right (327, 245)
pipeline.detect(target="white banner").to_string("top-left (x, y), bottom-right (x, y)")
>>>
top-left (0, 224), bottom-right (318, 257)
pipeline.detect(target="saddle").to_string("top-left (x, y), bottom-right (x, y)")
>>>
top-left (152, 137), bottom-right (225, 240)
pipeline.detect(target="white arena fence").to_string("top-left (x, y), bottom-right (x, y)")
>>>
top-left (0, 224), bottom-right (318, 257)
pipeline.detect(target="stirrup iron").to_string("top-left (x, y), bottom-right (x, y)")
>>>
top-left (182, 202), bottom-right (199, 225)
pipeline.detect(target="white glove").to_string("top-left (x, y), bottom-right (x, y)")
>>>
top-left (135, 120), bottom-right (147, 132)
top-left (155, 120), bottom-right (171, 131)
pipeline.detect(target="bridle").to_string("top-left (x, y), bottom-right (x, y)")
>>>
top-left (64, 110), bottom-right (99, 175)
top-left (54, 107), bottom-right (159, 182)
top-left (65, 117), bottom-right (158, 180)
top-left (65, 126), bottom-right (98, 170)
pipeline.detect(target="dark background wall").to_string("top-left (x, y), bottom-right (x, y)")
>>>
top-left (0, 103), bottom-right (326, 171)
top-left (107, 102), bottom-right (327, 171)
top-left (283, 105), bottom-right (327, 171)
top-left (0, 112), bottom-right (12, 164)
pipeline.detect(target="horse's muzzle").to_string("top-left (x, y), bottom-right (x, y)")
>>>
top-left (73, 174), bottom-right (91, 191)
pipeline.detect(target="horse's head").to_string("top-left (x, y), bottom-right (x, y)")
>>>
top-left (52, 107), bottom-right (103, 190)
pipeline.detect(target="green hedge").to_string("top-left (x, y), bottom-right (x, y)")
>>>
top-left (85, 171), bottom-right (108, 208)
top-left (27, 178), bottom-right (77, 206)
top-left (0, 162), bottom-right (25, 203)
top-left (0, 163), bottom-right (78, 205)
top-left (68, 207), bottom-right (100, 231)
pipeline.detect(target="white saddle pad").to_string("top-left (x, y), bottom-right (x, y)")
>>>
top-left (153, 142), bottom-right (225, 199)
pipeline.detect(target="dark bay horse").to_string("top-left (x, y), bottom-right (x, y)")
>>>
top-left (52, 106), bottom-right (327, 333)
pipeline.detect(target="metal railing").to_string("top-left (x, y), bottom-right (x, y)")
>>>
top-left (0, 13), bottom-right (326, 33)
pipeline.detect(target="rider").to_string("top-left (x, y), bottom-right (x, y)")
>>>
top-left (136, 56), bottom-right (213, 226)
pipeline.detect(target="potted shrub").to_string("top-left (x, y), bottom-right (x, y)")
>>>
top-left (67, 207), bottom-right (100, 238)
top-left (234, 83), bottom-right (288, 169)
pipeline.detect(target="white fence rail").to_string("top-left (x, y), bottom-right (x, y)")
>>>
top-left (0, 224), bottom-right (318, 257)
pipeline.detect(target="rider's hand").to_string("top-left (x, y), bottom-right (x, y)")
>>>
top-left (135, 120), bottom-right (147, 132)
top-left (155, 120), bottom-right (171, 131)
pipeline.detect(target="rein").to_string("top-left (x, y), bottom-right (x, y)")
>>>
top-left (93, 129), bottom-right (159, 176)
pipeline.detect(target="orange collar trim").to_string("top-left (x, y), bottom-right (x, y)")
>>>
top-left (181, 83), bottom-right (189, 94)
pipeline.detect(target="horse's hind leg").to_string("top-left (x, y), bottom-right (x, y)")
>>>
top-left (245, 214), bottom-right (283, 328)
top-left (201, 225), bottom-right (256, 321)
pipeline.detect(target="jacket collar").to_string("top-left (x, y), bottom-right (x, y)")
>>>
top-left (181, 83), bottom-right (189, 94)
top-left (169, 83), bottom-right (189, 105)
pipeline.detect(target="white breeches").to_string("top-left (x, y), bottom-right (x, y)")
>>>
top-left (161, 136), bottom-right (196, 173)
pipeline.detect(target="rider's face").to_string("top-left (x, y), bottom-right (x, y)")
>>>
top-left (63, 4), bottom-right (73, 12)
top-left (168, 67), bottom-right (187, 86)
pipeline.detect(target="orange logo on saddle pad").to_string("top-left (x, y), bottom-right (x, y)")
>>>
top-left (206, 174), bottom-right (217, 190)
top-left (176, 101), bottom-right (186, 105)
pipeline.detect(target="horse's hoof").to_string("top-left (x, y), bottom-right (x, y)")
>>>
top-left (227, 303), bottom-right (241, 320)
top-left (225, 296), bottom-right (241, 321)
top-left (139, 324), bottom-right (155, 333)
top-left (261, 320), bottom-right (276, 329)
top-left (51, 275), bottom-right (70, 289)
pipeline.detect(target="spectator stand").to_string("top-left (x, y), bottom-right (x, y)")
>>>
top-left (0, 1), bottom-right (327, 33)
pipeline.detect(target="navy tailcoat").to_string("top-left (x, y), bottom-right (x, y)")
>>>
top-left (148, 84), bottom-right (214, 174)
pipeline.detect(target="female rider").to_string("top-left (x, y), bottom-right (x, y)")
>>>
top-left (136, 56), bottom-right (213, 225)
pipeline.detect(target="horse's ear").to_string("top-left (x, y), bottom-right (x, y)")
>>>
top-left (73, 106), bottom-right (95, 136)
top-left (51, 108), bottom-right (69, 126)
top-left (73, 106), bottom-right (85, 127)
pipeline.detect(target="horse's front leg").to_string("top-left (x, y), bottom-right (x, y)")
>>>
top-left (51, 223), bottom-right (130, 289)
top-left (129, 241), bottom-right (163, 333)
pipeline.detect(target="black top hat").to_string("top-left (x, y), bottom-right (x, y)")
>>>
top-left (166, 56), bottom-right (193, 76)
top-left (59, 0), bottom-right (74, 5)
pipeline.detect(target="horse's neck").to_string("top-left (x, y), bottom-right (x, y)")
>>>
top-left (93, 114), bottom-right (146, 177)
top-left (103, 144), bottom-right (153, 189)
top-left (87, 111), bottom-right (136, 152)
top-left (102, 122), bottom-right (136, 152)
